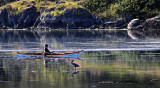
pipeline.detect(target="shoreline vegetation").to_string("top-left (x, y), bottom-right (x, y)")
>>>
top-left (0, 0), bottom-right (160, 30)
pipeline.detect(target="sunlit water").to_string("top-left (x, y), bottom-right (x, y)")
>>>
top-left (0, 29), bottom-right (160, 88)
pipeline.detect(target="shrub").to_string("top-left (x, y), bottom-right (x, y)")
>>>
top-left (116, 0), bottom-right (160, 19)
top-left (83, 0), bottom-right (108, 14)
top-left (83, 0), bottom-right (120, 18)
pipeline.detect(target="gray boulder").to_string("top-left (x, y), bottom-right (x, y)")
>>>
top-left (142, 16), bottom-right (160, 29)
top-left (129, 16), bottom-right (160, 30)
top-left (127, 19), bottom-right (140, 29)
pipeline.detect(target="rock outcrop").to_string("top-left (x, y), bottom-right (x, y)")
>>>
top-left (127, 16), bottom-right (160, 39)
top-left (58, 8), bottom-right (96, 29)
top-left (16, 5), bottom-right (40, 28)
top-left (35, 8), bottom-right (97, 29)
top-left (0, 9), bottom-right (9, 28)
top-left (142, 16), bottom-right (160, 29)
top-left (0, 5), bottom-right (40, 29)
top-left (0, 6), bottom-right (127, 29)
top-left (1, 4), bottom-right (160, 30)
top-left (128, 16), bottom-right (160, 30)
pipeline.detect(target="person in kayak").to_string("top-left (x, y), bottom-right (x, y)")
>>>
top-left (43, 44), bottom-right (51, 57)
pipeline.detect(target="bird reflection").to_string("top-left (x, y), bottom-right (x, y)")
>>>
top-left (71, 60), bottom-right (80, 78)
top-left (71, 70), bottom-right (79, 78)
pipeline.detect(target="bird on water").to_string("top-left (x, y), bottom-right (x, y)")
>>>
top-left (71, 60), bottom-right (79, 71)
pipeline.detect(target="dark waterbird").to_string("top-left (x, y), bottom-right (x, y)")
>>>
top-left (71, 60), bottom-right (79, 71)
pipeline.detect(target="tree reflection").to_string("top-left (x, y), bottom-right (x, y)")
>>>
top-left (1, 50), bottom-right (160, 88)
top-left (0, 58), bottom-right (22, 88)
top-left (0, 59), bottom-right (8, 81)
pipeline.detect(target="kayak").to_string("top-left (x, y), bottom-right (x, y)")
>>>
top-left (17, 50), bottom-right (83, 57)
top-left (17, 56), bottom-right (83, 61)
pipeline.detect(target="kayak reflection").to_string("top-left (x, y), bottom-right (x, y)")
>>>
top-left (17, 56), bottom-right (83, 68)
top-left (17, 56), bottom-right (83, 61)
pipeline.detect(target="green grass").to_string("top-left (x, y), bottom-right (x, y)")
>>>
top-left (0, 0), bottom-right (83, 16)
top-left (0, 0), bottom-right (119, 18)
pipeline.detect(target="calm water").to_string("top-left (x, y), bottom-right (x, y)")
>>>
top-left (0, 29), bottom-right (160, 88)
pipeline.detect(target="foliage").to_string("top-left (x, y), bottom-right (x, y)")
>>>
top-left (83, 0), bottom-right (120, 18)
top-left (116, 0), bottom-right (160, 19)
top-left (0, 0), bottom-right (19, 6)
top-left (50, 9), bottom-right (64, 16)
top-left (1, 0), bottom-right (160, 19)
top-left (83, 0), bottom-right (108, 14)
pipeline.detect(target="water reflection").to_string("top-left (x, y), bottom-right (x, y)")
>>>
top-left (71, 70), bottom-right (79, 79)
top-left (17, 56), bottom-right (83, 68)
top-left (127, 29), bottom-right (160, 39)
top-left (0, 29), bottom-right (130, 51)
top-left (0, 59), bottom-right (9, 82)
top-left (1, 29), bottom-right (160, 88)
top-left (0, 51), bottom-right (160, 88)
top-left (1, 29), bottom-right (160, 51)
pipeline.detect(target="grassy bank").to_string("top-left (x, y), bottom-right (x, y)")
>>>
top-left (0, 0), bottom-right (119, 18)
top-left (0, 0), bottom-right (83, 16)
top-left (0, 0), bottom-right (160, 19)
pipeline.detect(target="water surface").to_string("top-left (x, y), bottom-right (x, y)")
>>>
top-left (0, 29), bottom-right (160, 88)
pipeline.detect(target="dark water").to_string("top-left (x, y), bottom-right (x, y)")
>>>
top-left (0, 29), bottom-right (160, 88)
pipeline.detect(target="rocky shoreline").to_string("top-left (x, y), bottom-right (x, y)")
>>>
top-left (0, 4), bottom-right (160, 30)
